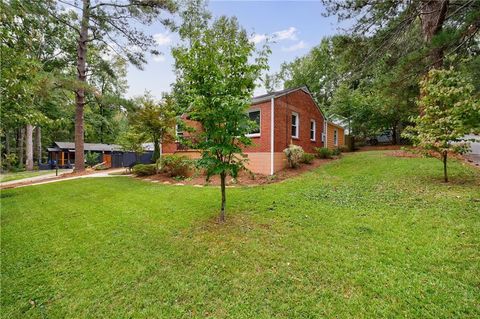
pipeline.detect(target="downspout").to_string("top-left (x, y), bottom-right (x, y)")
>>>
top-left (324, 115), bottom-right (328, 149)
top-left (270, 97), bottom-right (275, 175)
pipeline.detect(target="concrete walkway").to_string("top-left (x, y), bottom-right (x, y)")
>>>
top-left (1, 168), bottom-right (128, 189)
top-left (0, 169), bottom-right (74, 187)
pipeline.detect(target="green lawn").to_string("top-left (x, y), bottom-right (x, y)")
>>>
top-left (0, 170), bottom-right (65, 183)
top-left (2, 151), bottom-right (479, 318)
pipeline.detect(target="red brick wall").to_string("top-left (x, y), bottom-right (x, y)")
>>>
top-left (243, 101), bottom-right (272, 152)
top-left (163, 90), bottom-right (326, 156)
top-left (274, 90), bottom-right (325, 153)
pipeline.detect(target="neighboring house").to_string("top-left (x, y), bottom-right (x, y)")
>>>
top-left (325, 122), bottom-right (345, 150)
top-left (162, 86), bottom-right (346, 175)
top-left (46, 142), bottom-right (153, 169)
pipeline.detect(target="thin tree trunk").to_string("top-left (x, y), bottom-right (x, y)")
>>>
top-left (35, 126), bottom-right (42, 164)
top-left (219, 172), bottom-right (226, 222)
top-left (5, 132), bottom-right (10, 171)
top-left (18, 127), bottom-right (25, 168)
top-left (443, 150), bottom-right (448, 183)
top-left (74, 0), bottom-right (90, 172)
top-left (25, 124), bottom-right (34, 171)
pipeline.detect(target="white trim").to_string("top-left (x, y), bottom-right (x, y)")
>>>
top-left (324, 117), bottom-right (328, 148)
top-left (246, 109), bottom-right (261, 137)
top-left (291, 112), bottom-right (299, 139)
top-left (334, 128), bottom-right (338, 146)
top-left (310, 119), bottom-right (316, 141)
top-left (270, 97), bottom-right (275, 175)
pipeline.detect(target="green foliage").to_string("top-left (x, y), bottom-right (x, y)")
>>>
top-left (404, 68), bottom-right (480, 153)
top-left (301, 153), bottom-right (315, 164)
top-left (2, 153), bottom-right (18, 171)
top-left (132, 164), bottom-right (157, 177)
top-left (85, 152), bottom-right (100, 167)
top-left (315, 147), bottom-right (332, 159)
top-left (160, 155), bottom-right (194, 178)
top-left (284, 144), bottom-right (304, 168)
top-left (403, 68), bottom-right (480, 181)
top-left (331, 148), bottom-right (342, 156)
top-left (173, 11), bottom-right (269, 220)
top-left (128, 94), bottom-right (177, 162)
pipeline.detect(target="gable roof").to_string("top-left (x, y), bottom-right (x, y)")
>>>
top-left (54, 142), bottom-right (122, 152)
top-left (251, 86), bottom-right (311, 104)
top-left (251, 86), bottom-right (326, 119)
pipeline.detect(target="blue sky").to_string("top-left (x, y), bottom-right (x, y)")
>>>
top-left (126, 1), bottom-right (347, 99)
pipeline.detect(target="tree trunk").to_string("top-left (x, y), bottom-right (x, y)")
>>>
top-left (35, 126), bottom-right (42, 164)
top-left (443, 150), bottom-right (448, 183)
top-left (392, 124), bottom-right (397, 145)
top-left (420, 0), bottom-right (449, 68)
top-left (5, 132), bottom-right (10, 171)
top-left (74, 0), bottom-right (90, 172)
top-left (18, 127), bottom-right (25, 168)
top-left (219, 172), bottom-right (226, 222)
top-left (25, 124), bottom-right (34, 171)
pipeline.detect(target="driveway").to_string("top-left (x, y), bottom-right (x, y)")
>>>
top-left (464, 154), bottom-right (480, 166)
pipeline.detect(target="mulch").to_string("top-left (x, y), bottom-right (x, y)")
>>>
top-left (144, 158), bottom-right (335, 187)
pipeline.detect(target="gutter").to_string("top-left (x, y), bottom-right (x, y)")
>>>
top-left (270, 97), bottom-right (275, 175)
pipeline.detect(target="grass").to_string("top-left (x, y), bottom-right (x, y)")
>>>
top-left (1, 151), bottom-right (479, 318)
top-left (0, 170), bottom-right (67, 183)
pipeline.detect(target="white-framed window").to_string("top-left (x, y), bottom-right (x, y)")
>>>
top-left (175, 124), bottom-right (184, 138)
top-left (246, 109), bottom-right (261, 137)
top-left (310, 120), bottom-right (316, 141)
top-left (291, 112), bottom-right (299, 138)
top-left (334, 128), bottom-right (338, 146)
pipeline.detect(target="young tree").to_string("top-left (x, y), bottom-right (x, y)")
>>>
top-left (404, 68), bottom-right (480, 182)
top-left (173, 16), bottom-right (269, 222)
top-left (49, 0), bottom-right (176, 172)
top-left (129, 94), bottom-right (177, 164)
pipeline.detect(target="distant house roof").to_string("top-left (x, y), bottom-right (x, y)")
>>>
top-left (251, 86), bottom-right (311, 104)
top-left (53, 142), bottom-right (123, 152)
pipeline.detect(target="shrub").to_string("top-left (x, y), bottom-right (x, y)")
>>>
top-left (332, 148), bottom-right (342, 156)
top-left (94, 164), bottom-right (108, 171)
top-left (315, 147), bottom-right (332, 159)
top-left (284, 144), bottom-right (304, 168)
top-left (301, 153), bottom-right (315, 164)
top-left (339, 146), bottom-right (349, 153)
top-left (161, 155), bottom-right (193, 178)
top-left (85, 152), bottom-right (100, 167)
top-left (132, 164), bottom-right (157, 176)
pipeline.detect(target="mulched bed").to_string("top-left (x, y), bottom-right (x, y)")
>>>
top-left (143, 158), bottom-right (335, 186)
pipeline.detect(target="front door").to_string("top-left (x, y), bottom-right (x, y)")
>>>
top-left (104, 154), bottom-right (112, 168)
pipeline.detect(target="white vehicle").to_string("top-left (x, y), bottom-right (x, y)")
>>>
top-left (367, 130), bottom-right (393, 145)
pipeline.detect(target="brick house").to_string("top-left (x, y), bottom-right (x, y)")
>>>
top-left (163, 86), bottom-right (345, 175)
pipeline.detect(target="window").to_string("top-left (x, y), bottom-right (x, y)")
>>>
top-left (247, 110), bottom-right (261, 137)
top-left (291, 112), bottom-right (299, 138)
top-left (334, 128), bottom-right (338, 146)
top-left (175, 124), bottom-right (184, 138)
top-left (310, 120), bottom-right (316, 141)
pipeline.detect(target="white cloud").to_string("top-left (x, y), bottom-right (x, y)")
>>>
top-left (153, 55), bottom-right (166, 62)
top-left (250, 33), bottom-right (267, 44)
top-left (154, 32), bottom-right (172, 46)
top-left (282, 40), bottom-right (307, 52)
top-left (273, 27), bottom-right (297, 41)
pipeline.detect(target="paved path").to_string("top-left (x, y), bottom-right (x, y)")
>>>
top-left (465, 154), bottom-right (480, 166)
top-left (1, 168), bottom-right (128, 189)
top-left (0, 169), bottom-right (74, 187)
